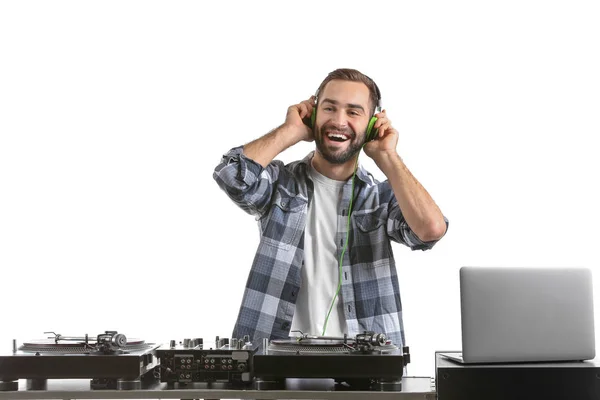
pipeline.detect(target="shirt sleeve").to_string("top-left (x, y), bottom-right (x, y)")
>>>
top-left (386, 196), bottom-right (449, 251)
top-left (213, 146), bottom-right (284, 218)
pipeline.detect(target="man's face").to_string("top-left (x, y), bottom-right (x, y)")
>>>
top-left (314, 80), bottom-right (372, 165)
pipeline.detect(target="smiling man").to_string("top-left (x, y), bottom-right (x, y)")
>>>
top-left (213, 68), bottom-right (448, 348)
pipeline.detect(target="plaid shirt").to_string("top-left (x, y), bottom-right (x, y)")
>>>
top-left (213, 146), bottom-right (448, 348)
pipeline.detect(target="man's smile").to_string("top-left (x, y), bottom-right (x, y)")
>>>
top-left (325, 130), bottom-right (351, 143)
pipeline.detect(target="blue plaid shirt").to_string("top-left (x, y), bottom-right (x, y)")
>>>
top-left (213, 146), bottom-right (448, 348)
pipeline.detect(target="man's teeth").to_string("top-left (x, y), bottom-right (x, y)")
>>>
top-left (327, 133), bottom-right (348, 141)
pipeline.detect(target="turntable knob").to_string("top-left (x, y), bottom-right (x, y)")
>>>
top-left (375, 334), bottom-right (386, 346)
top-left (112, 334), bottom-right (127, 348)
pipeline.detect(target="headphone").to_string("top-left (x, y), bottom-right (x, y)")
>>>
top-left (306, 80), bottom-right (382, 142)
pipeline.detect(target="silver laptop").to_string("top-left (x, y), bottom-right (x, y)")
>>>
top-left (445, 266), bottom-right (595, 364)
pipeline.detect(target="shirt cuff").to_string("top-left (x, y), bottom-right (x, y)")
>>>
top-left (222, 146), bottom-right (265, 186)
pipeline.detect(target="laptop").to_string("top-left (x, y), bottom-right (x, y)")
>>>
top-left (444, 266), bottom-right (595, 364)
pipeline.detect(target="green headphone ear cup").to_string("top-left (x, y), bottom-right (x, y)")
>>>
top-left (311, 108), bottom-right (316, 128)
top-left (366, 116), bottom-right (378, 142)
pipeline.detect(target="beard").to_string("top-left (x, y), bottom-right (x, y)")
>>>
top-left (314, 123), bottom-right (365, 165)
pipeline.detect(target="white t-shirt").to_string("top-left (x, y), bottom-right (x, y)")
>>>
top-left (290, 161), bottom-right (348, 337)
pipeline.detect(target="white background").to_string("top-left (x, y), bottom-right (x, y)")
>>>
top-left (1, 0), bottom-right (599, 377)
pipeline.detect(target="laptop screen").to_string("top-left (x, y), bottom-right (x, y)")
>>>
top-left (459, 266), bottom-right (595, 363)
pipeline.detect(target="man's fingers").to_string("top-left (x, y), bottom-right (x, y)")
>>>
top-left (303, 100), bottom-right (316, 116)
top-left (374, 117), bottom-right (388, 129)
top-left (288, 98), bottom-right (316, 121)
top-left (298, 103), bottom-right (310, 119)
top-left (378, 122), bottom-right (391, 137)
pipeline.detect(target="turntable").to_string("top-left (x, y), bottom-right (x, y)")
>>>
top-left (0, 331), bottom-right (159, 391)
top-left (253, 331), bottom-right (411, 391)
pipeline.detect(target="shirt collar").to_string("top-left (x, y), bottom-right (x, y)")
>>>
top-left (301, 151), bottom-right (373, 185)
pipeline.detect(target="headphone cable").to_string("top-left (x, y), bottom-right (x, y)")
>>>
top-left (321, 147), bottom-right (364, 336)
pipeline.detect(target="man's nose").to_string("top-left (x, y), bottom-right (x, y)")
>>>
top-left (331, 110), bottom-right (348, 128)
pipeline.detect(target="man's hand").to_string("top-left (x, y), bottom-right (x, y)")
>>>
top-left (363, 110), bottom-right (399, 160)
top-left (284, 96), bottom-right (316, 143)
top-left (242, 96), bottom-right (316, 168)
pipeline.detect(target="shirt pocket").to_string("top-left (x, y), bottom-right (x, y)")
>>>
top-left (259, 189), bottom-right (307, 250)
top-left (351, 210), bottom-right (391, 266)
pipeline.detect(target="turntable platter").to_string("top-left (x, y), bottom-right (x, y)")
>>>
top-left (271, 338), bottom-right (346, 346)
top-left (19, 338), bottom-right (150, 353)
top-left (269, 337), bottom-right (399, 354)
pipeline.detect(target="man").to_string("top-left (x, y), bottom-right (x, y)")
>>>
top-left (213, 68), bottom-right (448, 348)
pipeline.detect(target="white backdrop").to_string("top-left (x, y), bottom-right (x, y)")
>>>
top-left (1, 0), bottom-right (599, 377)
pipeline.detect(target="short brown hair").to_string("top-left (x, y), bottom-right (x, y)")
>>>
top-left (315, 68), bottom-right (381, 115)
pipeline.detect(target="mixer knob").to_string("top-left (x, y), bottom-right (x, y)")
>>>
top-left (183, 339), bottom-right (191, 348)
top-left (243, 335), bottom-right (250, 343)
top-left (169, 340), bottom-right (176, 348)
top-left (220, 338), bottom-right (230, 347)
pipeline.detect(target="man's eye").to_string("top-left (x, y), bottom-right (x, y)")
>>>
top-left (323, 107), bottom-right (333, 111)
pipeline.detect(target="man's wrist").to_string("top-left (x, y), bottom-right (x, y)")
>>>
top-left (373, 150), bottom-right (403, 173)
top-left (275, 123), bottom-right (305, 148)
